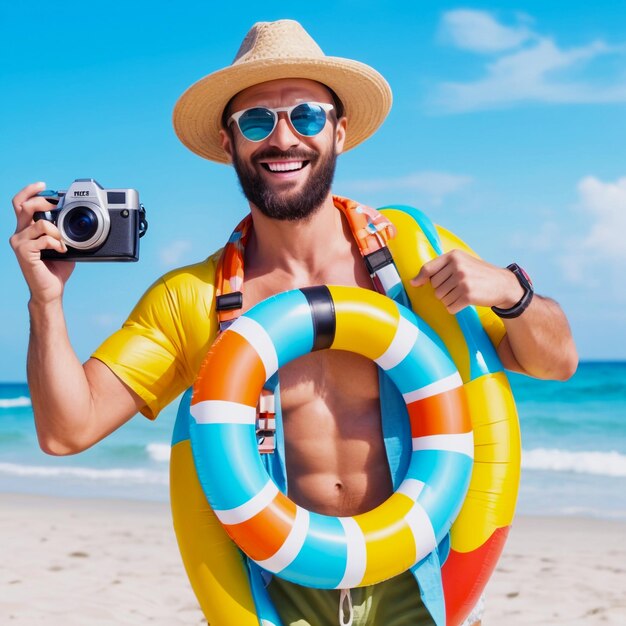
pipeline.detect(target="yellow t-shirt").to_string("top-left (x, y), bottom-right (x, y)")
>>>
top-left (91, 222), bottom-right (506, 420)
top-left (92, 250), bottom-right (222, 419)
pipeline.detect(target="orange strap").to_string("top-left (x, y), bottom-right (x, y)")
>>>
top-left (214, 196), bottom-right (397, 329)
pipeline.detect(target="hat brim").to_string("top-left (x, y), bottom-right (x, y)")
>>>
top-left (173, 56), bottom-right (392, 163)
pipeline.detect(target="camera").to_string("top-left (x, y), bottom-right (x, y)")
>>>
top-left (34, 178), bottom-right (147, 261)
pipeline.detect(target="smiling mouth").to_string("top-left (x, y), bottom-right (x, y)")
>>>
top-left (260, 160), bottom-right (310, 173)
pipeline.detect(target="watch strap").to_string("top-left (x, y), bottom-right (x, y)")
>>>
top-left (491, 263), bottom-right (534, 319)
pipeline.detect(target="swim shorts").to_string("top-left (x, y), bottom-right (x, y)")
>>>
top-left (267, 570), bottom-right (433, 626)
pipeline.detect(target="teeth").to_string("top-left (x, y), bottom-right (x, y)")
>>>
top-left (266, 161), bottom-right (304, 172)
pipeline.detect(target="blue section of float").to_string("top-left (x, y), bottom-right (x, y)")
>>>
top-left (277, 512), bottom-right (347, 589)
top-left (409, 450), bottom-right (473, 541)
top-left (384, 205), bottom-right (503, 382)
top-left (172, 387), bottom-right (192, 446)
top-left (456, 307), bottom-right (503, 379)
top-left (245, 290), bottom-right (314, 366)
top-left (190, 423), bottom-right (268, 511)
top-left (385, 308), bottom-right (458, 395)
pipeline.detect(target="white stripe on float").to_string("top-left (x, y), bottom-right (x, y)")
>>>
top-left (229, 316), bottom-right (279, 379)
top-left (375, 314), bottom-right (419, 371)
top-left (412, 432), bottom-right (474, 459)
top-left (214, 480), bottom-right (279, 526)
top-left (255, 506), bottom-right (310, 573)
top-left (396, 478), bottom-right (426, 502)
top-left (402, 372), bottom-right (463, 404)
top-left (376, 263), bottom-right (403, 293)
top-left (336, 517), bottom-right (367, 589)
top-left (404, 502), bottom-right (437, 563)
top-left (190, 400), bottom-right (256, 425)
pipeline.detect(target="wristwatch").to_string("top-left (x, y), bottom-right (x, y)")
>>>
top-left (491, 263), bottom-right (534, 319)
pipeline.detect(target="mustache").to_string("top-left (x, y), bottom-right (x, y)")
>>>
top-left (253, 148), bottom-right (318, 163)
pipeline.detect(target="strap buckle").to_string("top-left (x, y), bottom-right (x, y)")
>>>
top-left (365, 247), bottom-right (405, 299)
top-left (216, 291), bottom-right (243, 311)
top-left (256, 389), bottom-right (276, 454)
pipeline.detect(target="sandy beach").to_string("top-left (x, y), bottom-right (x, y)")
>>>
top-left (1, 493), bottom-right (624, 625)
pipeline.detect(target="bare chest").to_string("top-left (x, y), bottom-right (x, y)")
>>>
top-left (238, 261), bottom-right (392, 514)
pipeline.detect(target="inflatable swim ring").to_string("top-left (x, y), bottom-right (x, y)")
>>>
top-left (190, 285), bottom-right (473, 589)
top-left (169, 205), bottom-right (521, 626)
top-left (383, 206), bottom-right (521, 625)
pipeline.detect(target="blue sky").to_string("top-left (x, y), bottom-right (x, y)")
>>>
top-left (2, 0), bottom-right (626, 380)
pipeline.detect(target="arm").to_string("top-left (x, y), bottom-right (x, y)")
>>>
top-left (11, 183), bottom-right (145, 455)
top-left (411, 249), bottom-right (578, 381)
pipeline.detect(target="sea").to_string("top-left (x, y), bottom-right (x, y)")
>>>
top-left (1, 362), bottom-right (625, 520)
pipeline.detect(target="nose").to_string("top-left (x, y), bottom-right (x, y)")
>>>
top-left (268, 112), bottom-right (300, 150)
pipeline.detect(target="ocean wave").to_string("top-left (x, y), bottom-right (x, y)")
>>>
top-left (146, 443), bottom-right (170, 463)
top-left (522, 448), bottom-right (626, 477)
top-left (0, 462), bottom-right (167, 485)
top-left (0, 396), bottom-right (32, 409)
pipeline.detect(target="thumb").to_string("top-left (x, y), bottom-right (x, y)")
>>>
top-left (410, 266), bottom-right (428, 287)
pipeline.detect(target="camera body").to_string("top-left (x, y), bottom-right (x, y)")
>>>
top-left (34, 179), bottom-right (147, 262)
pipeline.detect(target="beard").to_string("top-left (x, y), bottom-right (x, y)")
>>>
top-left (231, 141), bottom-right (338, 222)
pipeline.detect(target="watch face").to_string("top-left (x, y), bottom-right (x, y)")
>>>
top-left (519, 266), bottom-right (533, 288)
top-left (494, 263), bottom-right (535, 318)
top-left (509, 263), bottom-right (533, 288)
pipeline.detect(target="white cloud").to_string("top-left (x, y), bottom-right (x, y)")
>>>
top-left (577, 175), bottom-right (626, 260)
top-left (344, 170), bottom-right (472, 205)
top-left (557, 175), bottom-right (626, 288)
top-left (433, 11), bottom-right (626, 112)
top-left (439, 9), bottom-right (534, 53)
top-left (159, 239), bottom-right (193, 266)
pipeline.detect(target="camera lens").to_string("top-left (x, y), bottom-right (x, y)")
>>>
top-left (64, 206), bottom-right (99, 242)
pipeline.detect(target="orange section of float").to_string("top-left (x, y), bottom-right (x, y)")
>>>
top-left (226, 493), bottom-right (297, 561)
top-left (408, 388), bottom-right (472, 437)
top-left (193, 331), bottom-right (266, 407)
top-left (442, 526), bottom-right (511, 626)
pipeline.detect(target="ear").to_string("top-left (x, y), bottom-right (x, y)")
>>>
top-left (334, 116), bottom-right (347, 155)
top-left (219, 129), bottom-right (234, 163)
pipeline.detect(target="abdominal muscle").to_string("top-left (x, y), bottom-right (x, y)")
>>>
top-left (278, 348), bottom-right (393, 517)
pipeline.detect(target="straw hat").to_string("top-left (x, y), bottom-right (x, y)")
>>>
top-left (173, 19), bottom-right (392, 163)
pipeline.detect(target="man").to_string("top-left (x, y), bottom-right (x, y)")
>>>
top-left (10, 19), bottom-right (577, 626)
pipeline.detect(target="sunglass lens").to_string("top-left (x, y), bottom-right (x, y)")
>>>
top-left (238, 107), bottom-right (276, 141)
top-left (290, 103), bottom-right (327, 136)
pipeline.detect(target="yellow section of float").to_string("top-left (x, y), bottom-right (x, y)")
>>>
top-left (329, 284), bottom-right (399, 358)
top-left (170, 440), bottom-right (258, 625)
top-left (353, 492), bottom-right (418, 586)
top-left (381, 208), bottom-right (520, 554)
top-left (170, 207), bottom-right (521, 623)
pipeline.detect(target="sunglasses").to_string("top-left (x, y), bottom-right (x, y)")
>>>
top-left (228, 102), bottom-right (334, 142)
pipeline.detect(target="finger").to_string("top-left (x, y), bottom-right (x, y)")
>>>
top-left (13, 234), bottom-right (67, 262)
top-left (30, 215), bottom-right (60, 236)
top-left (441, 287), bottom-right (470, 314)
top-left (12, 181), bottom-right (46, 214)
top-left (410, 267), bottom-right (427, 287)
top-left (14, 187), bottom-right (52, 231)
top-left (11, 222), bottom-right (67, 256)
top-left (433, 273), bottom-right (459, 301)
top-left (31, 234), bottom-right (67, 254)
top-left (14, 218), bottom-right (63, 243)
top-left (430, 263), bottom-right (456, 290)
top-left (410, 255), bottom-right (450, 286)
